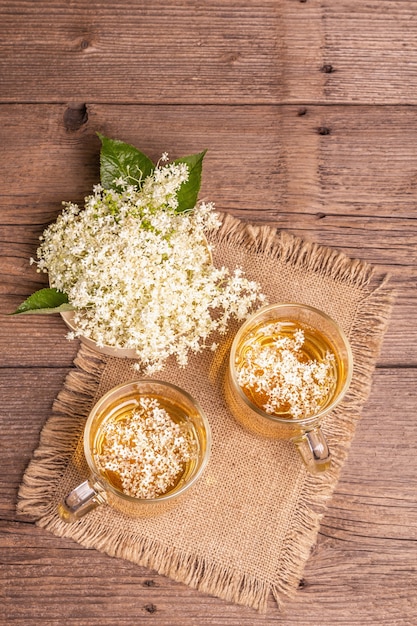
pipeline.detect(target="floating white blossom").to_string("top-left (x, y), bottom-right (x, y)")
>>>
top-left (95, 397), bottom-right (195, 499)
top-left (236, 325), bottom-right (336, 418)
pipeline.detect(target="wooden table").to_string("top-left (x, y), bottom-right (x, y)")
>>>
top-left (1, 1), bottom-right (416, 624)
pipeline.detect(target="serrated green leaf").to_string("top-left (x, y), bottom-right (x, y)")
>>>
top-left (173, 150), bottom-right (207, 212)
top-left (97, 133), bottom-right (155, 190)
top-left (10, 288), bottom-right (74, 315)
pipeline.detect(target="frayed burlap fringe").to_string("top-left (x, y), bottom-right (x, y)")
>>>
top-left (35, 514), bottom-right (275, 611)
top-left (17, 213), bottom-right (394, 612)
top-left (17, 346), bottom-right (107, 520)
top-left (214, 213), bottom-right (378, 289)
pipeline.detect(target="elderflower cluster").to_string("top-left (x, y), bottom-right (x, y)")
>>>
top-left (95, 397), bottom-right (195, 499)
top-left (236, 324), bottom-right (336, 418)
top-left (35, 160), bottom-right (265, 372)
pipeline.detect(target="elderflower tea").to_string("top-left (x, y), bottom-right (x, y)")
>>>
top-left (93, 396), bottom-right (197, 500)
top-left (225, 304), bottom-right (353, 473)
top-left (235, 322), bottom-right (337, 419)
top-left (58, 380), bottom-right (211, 522)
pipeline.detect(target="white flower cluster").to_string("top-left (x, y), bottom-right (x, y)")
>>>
top-left (95, 397), bottom-right (195, 499)
top-left (236, 325), bottom-right (336, 418)
top-left (35, 160), bottom-right (265, 372)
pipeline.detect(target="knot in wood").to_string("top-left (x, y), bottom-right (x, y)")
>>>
top-left (63, 104), bottom-right (88, 132)
top-left (321, 64), bottom-right (335, 74)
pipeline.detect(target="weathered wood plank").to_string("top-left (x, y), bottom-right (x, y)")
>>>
top-left (0, 521), bottom-right (279, 626)
top-left (0, 310), bottom-right (79, 367)
top-left (0, 0), bottom-right (281, 105)
top-left (0, 368), bottom-right (70, 520)
top-left (2, 368), bottom-right (416, 624)
top-left (0, 104), bottom-right (284, 220)
top-left (2, 1), bottom-right (417, 105)
top-left (2, 104), bottom-right (417, 220)
top-left (284, 0), bottom-right (417, 105)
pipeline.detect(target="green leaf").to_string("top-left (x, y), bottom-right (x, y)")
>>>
top-left (10, 288), bottom-right (74, 315)
top-left (97, 133), bottom-right (155, 190)
top-left (173, 150), bottom-right (207, 212)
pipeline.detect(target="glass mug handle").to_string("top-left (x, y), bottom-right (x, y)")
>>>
top-left (293, 427), bottom-right (331, 473)
top-left (58, 479), bottom-right (106, 522)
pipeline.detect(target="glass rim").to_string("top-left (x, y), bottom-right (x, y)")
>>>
top-left (229, 302), bottom-right (354, 426)
top-left (83, 379), bottom-right (212, 504)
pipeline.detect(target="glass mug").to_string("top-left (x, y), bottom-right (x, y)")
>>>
top-left (225, 303), bottom-right (353, 473)
top-left (58, 380), bottom-right (212, 522)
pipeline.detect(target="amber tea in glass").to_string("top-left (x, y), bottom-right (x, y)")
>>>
top-left (225, 303), bottom-right (353, 473)
top-left (92, 393), bottom-right (200, 499)
top-left (58, 380), bottom-right (211, 522)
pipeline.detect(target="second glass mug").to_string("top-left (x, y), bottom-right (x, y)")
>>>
top-left (224, 303), bottom-right (353, 473)
top-left (58, 380), bottom-right (212, 522)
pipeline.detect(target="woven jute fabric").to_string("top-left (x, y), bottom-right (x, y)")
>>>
top-left (18, 213), bottom-right (394, 611)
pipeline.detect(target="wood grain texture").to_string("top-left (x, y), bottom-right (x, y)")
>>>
top-left (2, 1), bottom-right (417, 105)
top-left (283, 0), bottom-right (417, 105)
top-left (0, 0), bottom-right (281, 104)
top-left (2, 104), bottom-right (417, 220)
top-left (1, 0), bottom-right (416, 622)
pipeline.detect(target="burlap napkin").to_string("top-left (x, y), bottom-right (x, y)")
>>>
top-left (18, 213), bottom-right (394, 611)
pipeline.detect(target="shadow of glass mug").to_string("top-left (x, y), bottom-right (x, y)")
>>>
top-left (58, 380), bottom-right (211, 522)
top-left (225, 303), bottom-right (353, 473)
